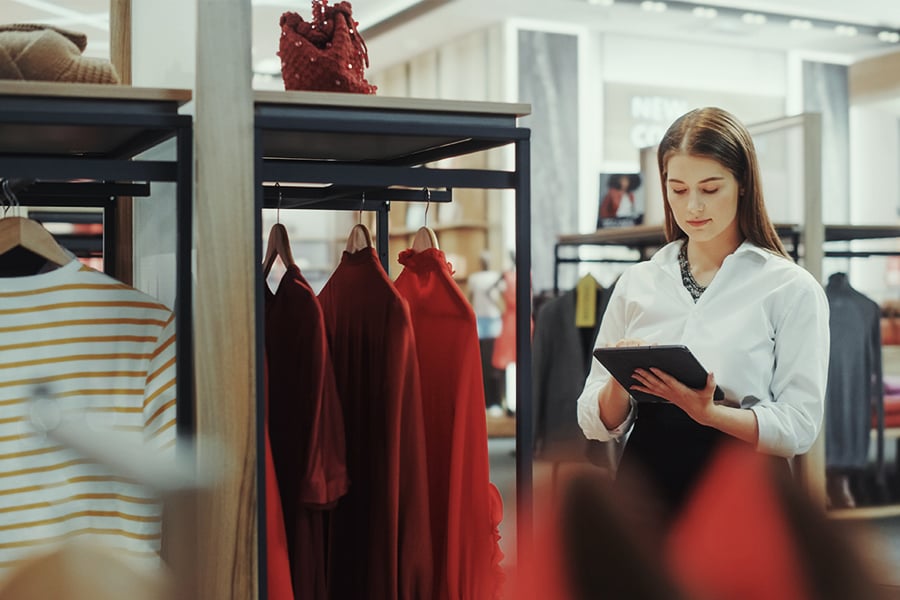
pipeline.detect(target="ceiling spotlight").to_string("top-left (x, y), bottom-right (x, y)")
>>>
top-left (692, 6), bottom-right (717, 19)
top-left (640, 1), bottom-right (667, 12)
top-left (741, 12), bottom-right (767, 25)
top-left (789, 19), bottom-right (812, 30)
top-left (877, 30), bottom-right (900, 43)
top-left (835, 24), bottom-right (859, 36)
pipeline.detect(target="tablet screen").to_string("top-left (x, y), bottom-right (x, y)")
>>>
top-left (592, 344), bottom-right (724, 404)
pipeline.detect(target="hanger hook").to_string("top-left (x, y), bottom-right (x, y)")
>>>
top-left (358, 192), bottom-right (365, 224)
top-left (1, 179), bottom-right (13, 216)
top-left (423, 187), bottom-right (431, 227)
top-left (275, 182), bottom-right (283, 224)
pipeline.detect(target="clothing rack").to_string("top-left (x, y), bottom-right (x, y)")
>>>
top-left (252, 91), bottom-right (531, 596)
top-left (0, 82), bottom-right (194, 436)
top-left (552, 224), bottom-right (900, 294)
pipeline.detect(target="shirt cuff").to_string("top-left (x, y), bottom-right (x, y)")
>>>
top-left (607, 396), bottom-right (637, 439)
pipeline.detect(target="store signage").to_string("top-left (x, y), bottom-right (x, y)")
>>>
top-left (603, 83), bottom-right (784, 164)
top-left (628, 95), bottom-right (690, 149)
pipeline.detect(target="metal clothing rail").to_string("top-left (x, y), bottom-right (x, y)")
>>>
top-left (252, 92), bottom-right (531, 598)
top-left (554, 224), bottom-right (900, 295)
top-left (0, 84), bottom-right (194, 437)
top-left (6, 181), bottom-right (152, 268)
top-left (552, 224), bottom-right (814, 294)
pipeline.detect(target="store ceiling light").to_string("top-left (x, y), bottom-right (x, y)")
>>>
top-left (789, 19), bottom-right (813, 30)
top-left (640, 1), bottom-right (667, 13)
top-left (587, 0), bottom-right (615, 5)
top-left (835, 24), bottom-right (859, 37)
top-left (590, 0), bottom-right (900, 45)
top-left (741, 12), bottom-right (767, 26)
top-left (691, 6), bottom-right (717, 19)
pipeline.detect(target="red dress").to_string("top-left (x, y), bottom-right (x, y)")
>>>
top-left (264, 360), bottom-right (295, 600)
top-left (318, 248), bottom-right (433, 600)
top-left (394, 248), bottom-right (504, 600)
top-left (493, 271), bottom-right (533, 370)
top-left (266, 265), bottom-right (349, 600)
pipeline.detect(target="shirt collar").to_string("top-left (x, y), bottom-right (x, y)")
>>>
top-left (651, 238), bottom-right (773, 267)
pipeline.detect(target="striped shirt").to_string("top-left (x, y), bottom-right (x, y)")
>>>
top-left (0, 259), bottom-right (176, 574)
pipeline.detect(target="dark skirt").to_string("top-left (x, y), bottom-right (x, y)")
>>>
top-left (616, 402), bottom-right (728, 524)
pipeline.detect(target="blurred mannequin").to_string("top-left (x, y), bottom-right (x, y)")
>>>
top-left (467, 252), bottom-right (506, 414)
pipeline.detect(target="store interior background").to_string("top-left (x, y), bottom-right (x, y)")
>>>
top-left (4, 0), bottom-right (900, 590)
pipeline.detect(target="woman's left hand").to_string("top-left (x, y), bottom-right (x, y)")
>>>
top-left (631, 368), bottom-right (719, 425)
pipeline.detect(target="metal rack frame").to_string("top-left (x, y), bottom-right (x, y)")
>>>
top-left (252, 93), bottom-right (531, 596)
top-left (0, 86), bottom-right (194, 436)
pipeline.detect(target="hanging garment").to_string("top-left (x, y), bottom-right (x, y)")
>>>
top-left (492, 271), bottom-right (517, 370)
top-left (0, 259), bottom-right (176, 575)
top-left (263, 359), bottom-right (296, 600)
top-left (532, 285), bottom-right (614, 462)
top-left (318, 247), bottom-right (433, 600)
top-left (265, 264), bottom-right (349, 600)
top-left (492, 270), bottom-right (533, 371)
top-left (824, 273), bottom-right (883, 470)
top-left (394, 247), bottom-right (504, 600)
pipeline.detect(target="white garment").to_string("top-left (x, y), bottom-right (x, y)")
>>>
top-left (0, 259), bottom-right (177, 574)
top-left (576, 240), bottom-right (830, 458)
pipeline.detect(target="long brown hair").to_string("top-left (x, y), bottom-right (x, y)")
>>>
top-left (657, 107), bottom-right (788, 258)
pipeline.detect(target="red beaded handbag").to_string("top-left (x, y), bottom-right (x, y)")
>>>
top-left (279, 0), bottom-right (377, 94)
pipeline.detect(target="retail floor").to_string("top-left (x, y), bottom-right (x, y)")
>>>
top-left (488, 437), bottom-right (900, 598)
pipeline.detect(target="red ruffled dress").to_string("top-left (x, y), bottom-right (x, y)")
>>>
top-left (395, 247), bottom-right (505, 600)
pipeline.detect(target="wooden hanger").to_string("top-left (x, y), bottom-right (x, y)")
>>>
top-left (0, 216), bottom-right (72, 267)
top-left (411, 226), bottom-right (438, 252)
top-left (0, 180), bottom-right (71, 268)
top-left (262, 222), bottom-right (295, 278)
top-left (345, 223), bottom-right (373, 254)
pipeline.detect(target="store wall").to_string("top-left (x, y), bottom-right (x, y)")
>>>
top-left (803, 61), bottom-right (850, 226)
top-left (847, 106), bottom-right (900, 302)
top-left (845, 50), bottom-right (900, 302)
top-left (518, 29), bottom-right (579, 293)
top-left (130, 0), bottom-right (197, 309)
top-left (369, 26), bottom-right (510, 277)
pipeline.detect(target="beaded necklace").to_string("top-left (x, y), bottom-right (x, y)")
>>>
top-left (678, 243), bottom-right (706, 302)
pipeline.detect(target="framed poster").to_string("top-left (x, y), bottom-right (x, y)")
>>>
top-left (597, 173), bottom-right (643, 229)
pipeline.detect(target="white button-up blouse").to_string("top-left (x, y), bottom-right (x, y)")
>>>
top-left (576, 239), bottom-right (830, 458)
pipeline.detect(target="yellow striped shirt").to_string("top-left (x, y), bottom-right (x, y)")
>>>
top-left (0, 260), bottom-right (176, 574)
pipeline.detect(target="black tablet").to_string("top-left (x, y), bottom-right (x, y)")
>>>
top-left (592, 344), bottom-right (724, 404)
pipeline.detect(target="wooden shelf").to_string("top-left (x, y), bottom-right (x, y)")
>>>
top-left (487, 414), bottom-right (516, 438)
top-left (557, 224), bottom-right (900, 248)
top-left (828, 504), bottom-right (900, 520)
top-left (256, 90), bottom-right (529, 163)
top-left (0, 81), bottom-right (191, 103)
top-left (0, 82), bottom-right (191, 158)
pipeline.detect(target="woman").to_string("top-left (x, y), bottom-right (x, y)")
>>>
top-left (576, 107), bottom-right (830, 520)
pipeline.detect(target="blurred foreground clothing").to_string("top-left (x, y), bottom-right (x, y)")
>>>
top-left (513, 441), bottom-right (889, 600)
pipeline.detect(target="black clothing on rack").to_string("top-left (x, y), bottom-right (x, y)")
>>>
top-left (824, 273), bottom-right (884, 472)
top-left (532, 283), bottom-right (614, 463)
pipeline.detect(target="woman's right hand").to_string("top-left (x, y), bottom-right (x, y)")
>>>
top-left (606, 338), bottom-right (649, 394)
top-left (596, 338), bottom-right (648, 428)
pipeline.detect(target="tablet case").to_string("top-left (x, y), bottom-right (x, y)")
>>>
top-left (592, 345), bottom-right (725, 404)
